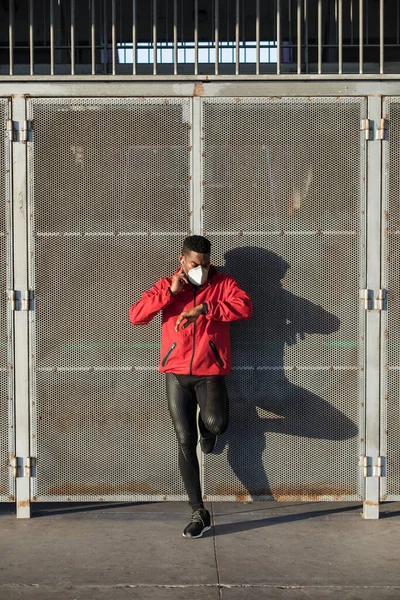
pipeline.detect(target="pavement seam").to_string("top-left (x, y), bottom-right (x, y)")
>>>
top-left (2, 584), bottom-right (400, 590)
top-left (210, 502), bottom-right (222, 599)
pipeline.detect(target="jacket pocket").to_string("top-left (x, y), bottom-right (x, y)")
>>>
top-left (161, 342), bottom-right (177, 367)
top-left (209, 340), bottom-right (225, 367)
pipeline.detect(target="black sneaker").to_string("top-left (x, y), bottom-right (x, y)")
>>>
top-left (183, 509), bottom-right (211, 539)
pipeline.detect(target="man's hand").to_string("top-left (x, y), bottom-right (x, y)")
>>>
top-left (170, 267), bottom-right (189, 296)
top-left (175, 305), bottom-right (204, 331)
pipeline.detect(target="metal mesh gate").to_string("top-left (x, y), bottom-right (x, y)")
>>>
top-left (26, 95), bottom-right (366, 504)
top-left (382, 97), bottom-right (400, 500)
top-left (201, 98), bottom-right (366, 501)
top-left (27, 98), bottom-right (191, 501)
top-left (0, 98), bottom-right (13, 502)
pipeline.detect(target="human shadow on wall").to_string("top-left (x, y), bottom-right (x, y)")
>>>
top-left (215, 246), bottom-right (358, 499)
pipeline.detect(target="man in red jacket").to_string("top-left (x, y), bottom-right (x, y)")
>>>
top-left (129, 235), bottom-right (252, 538)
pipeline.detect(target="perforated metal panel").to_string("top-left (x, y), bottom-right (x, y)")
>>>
top-left (202, 98), bottom-right (366, 501)
top-left (0, 98), bottom-right (13, 502)
top-left (382, 98), bottom-right (400, 500)
top-left (28, 98), bottom-right (191, 501)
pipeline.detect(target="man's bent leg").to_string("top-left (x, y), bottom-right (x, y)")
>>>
top-left (195, 376), bottom-right (229, 453)
top-left (165, 374), bottom-right (204, 510)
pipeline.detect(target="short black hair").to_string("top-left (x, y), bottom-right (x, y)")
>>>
top-left (182, 235), bottom-right (211, 255)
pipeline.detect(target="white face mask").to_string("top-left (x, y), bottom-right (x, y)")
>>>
top-left (186, 264), bottom-right (208, 286)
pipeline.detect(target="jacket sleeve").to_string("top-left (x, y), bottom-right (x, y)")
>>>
top-left (129, 278), bottom-right (174, 325)
top-left (205, 277), bottom-right (252, 322)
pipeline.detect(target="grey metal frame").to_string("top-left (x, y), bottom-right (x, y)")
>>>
top-left (1, 98), bottom-right (15, 504)
top-left (3, 79), bottom-right (400, 519)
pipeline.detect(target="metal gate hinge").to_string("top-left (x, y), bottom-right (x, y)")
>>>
top-left (6, 119), bottom-right (16, 141)
top-left (6, 290), bottom-right (34, 311)
top-left (24, 457), bottom-right (35, 478)
top-left (373, 456), bottom-right (386, 478)
top-left (376, 118), bottom-right (388, 141)
top-left (20, 120), bottom-right (32, 143)
top-left (6, 119), bottom-right (32, 142)
top-left (359, 289), bottom-right (386, 311)
top-left (10, 457), bottom-right (36, 478)
top-left (374, 289), bottom-right (386, 311)
top-left (359, 456), bottom-right (386, 478)
top-left (360, 118), bottom-right (372, 140)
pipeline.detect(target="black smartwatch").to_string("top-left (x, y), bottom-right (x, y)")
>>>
top-left (201, 302), bottom-right (208, 315)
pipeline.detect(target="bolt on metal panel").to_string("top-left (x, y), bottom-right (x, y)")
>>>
top-left (201, 97), bottom-right (366, 501)
top-left (382, 97), bottom-right (400, 501)
top-left (27, 97), bottom-right (191, 502)
top-left (0, 98), bottom-right (14, 502)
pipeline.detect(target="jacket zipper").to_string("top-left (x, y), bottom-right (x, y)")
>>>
top-left (189, 287), bottom-right (197, 375)
top-left (161, 342), bottom-right (177, 367)
top-left (209, 340), bottom-right (225, 367)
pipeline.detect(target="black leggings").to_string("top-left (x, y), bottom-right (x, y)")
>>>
top-left (166, 373), bottom-right (229, 510)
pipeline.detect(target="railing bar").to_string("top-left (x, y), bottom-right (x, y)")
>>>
top-left (132, 0), bottom-right (137, 74)
top-left (215, 0), bottom-right (219, 75)
top-left (318, 0), bottom-right (322, 74)
top-left (153, 0), bottom-right (157, 75)
top-left (276, 0), bottom-right (281, 74)
top-left (173, 0), bottom-right (178, 75)
top-left (91, 0), bottom-right (96, 75)
top-left (304, 0), bottom-right (308, 73)
top-left (235, 0), bottom-right (239, 75)
top-left (359, 0), bottom-right (363, 74)
top-left (194, 0), bottom-right (199, 75)
top-left (380, 0), bottom-right (384, 74)
top-left (350, 0), bottom-right (353, 46)
top-left (103, 0), bottom-right (107, 74)
top-left (338, 0), bottom-right (343, 74)
top-left (50, 0), bottom-right (54, 75)
top-left (297, 0), bottom-right (301, 74)
top-left (29, 0), bottom-right (34, 75)
top-left (111, 0), bottom-right (116, 75)
top-left (256, 0), bottom-right (260, 74)
top-left (9, 0), bottom-right (13, 75)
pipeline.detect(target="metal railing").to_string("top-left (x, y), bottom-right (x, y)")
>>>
top-left (0, 0), bottom-right (395, 76)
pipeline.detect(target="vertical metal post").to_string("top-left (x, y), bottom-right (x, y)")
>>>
top-left (379, 0), bottom-right (384, 75)
top-left (132, 0), bottom-right (137, 75)
top-left (173, 0), bottom-right (178, 75)
top-left (297, 0), bottom-right (301, 74)
top-left (194, 0), bottom-right (199, 75)
top-left (215, 0), bottom-right (219, 76)
top-left (71, 0), bottom-right (75, 75)
top-left (364, 95), bottom-right (382, 520)
top-left (318, 0), bottom-right (322, 73)
top-left (338, 0), bottom-right (343, 74)
top-left (304, 0), bottom-right (308, 73)
top-left (359, 0), bottom-right (363, 74)
top-left (256, 0), bottom-right (260, 75)
top-left (235, 0), bottom-right (240, 75)
top-left (29, 0), bottom-right (34, 75)
top-left (153, 0), bottom-right (157, 75)
top-left (13, 96), bottom-right (30, 518)
top-left (111, 0), bottom-right (116, 75)
top-left (102, 0), bottom-right (108, 74)
top-left (50, 0), bottom-right (54, 75)
top-left (91, 0), bottom-right (96, 75)
top-left (9, 0), bottom-right (14, 75)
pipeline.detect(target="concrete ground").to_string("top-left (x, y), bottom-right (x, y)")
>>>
top-left (1, 501), bottom-right (400, 600)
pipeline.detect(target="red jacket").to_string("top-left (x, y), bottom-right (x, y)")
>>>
top-left (129, 267), bottom-right (252, 376)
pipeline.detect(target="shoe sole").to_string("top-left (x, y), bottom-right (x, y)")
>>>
top-left (182, 525), bottom-right (211, 539)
